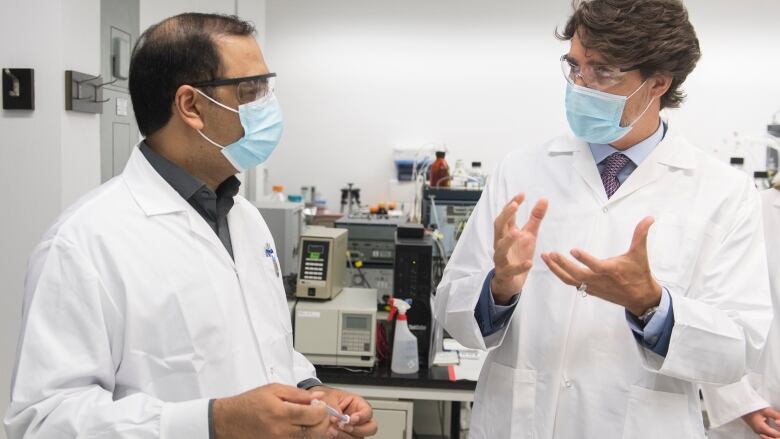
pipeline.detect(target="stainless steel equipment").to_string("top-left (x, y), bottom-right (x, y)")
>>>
top-left (421, 186), bottom-right (481, 259)
top-left (255, 200), bottom-right (305, 279)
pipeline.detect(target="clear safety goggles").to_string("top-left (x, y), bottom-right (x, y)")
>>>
top-left (560, 55), bottom-right (638, 91)
top-left (189, 73), bottom-right (276, 105)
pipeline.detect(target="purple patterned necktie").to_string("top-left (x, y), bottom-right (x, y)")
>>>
top-left (600, 153), bottom-right (632, 198)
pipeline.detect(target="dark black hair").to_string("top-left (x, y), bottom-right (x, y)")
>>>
top-left (129, 13), bottom-right (256, 136)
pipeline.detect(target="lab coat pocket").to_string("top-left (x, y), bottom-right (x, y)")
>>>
top-left (648, 214), bottom-right (711, 289)
top-left (474, 362), bottom-right (536, 438)
top-left (259, 331), bottom-right (297, 385)
top-left (622, 386), bottom-right (693, 438)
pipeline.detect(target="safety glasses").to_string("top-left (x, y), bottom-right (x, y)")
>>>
top-left (189, 73), bottom-right (276, 105)
top-left (560, 55), bottom-right (638, 91)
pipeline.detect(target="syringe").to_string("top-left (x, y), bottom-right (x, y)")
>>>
top-left (311, 400), bottom-right (350, 426)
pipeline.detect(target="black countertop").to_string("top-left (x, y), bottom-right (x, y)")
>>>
top-left (315, 361), bottom-right (477, 391)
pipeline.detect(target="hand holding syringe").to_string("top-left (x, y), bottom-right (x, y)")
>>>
top-left (311, 399), bottom-right (351, 428)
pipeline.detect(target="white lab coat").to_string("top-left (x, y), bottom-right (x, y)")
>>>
top-left (4, 146), bottom-right (316, 438)
top-left (702, 188), bottom-right (780, 439)
top-left (435, 126), bottom-right (772, 439)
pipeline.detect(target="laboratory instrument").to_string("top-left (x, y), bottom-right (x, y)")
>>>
top-left (255, 200), bottom-right (304, 283)
top-left (396, 223), bottom-right (425, 239)
top-left (340, 183), bottom-right (361, 216)
top-left (300, 185), bottom-right (317, 208)
top-left (294, 287), bottom-right (377, 367)
top-left (296, 227), bottom-right (348, 299)
top-left (335, 217), bottom-right (404, 265)
top-left (394, 230), bottom-right (433, 368)
top-left (390, 298), bottom-right (419, 374)
top-left (345, 265), bottom-right (393, 305)
top-left (421, 186), bottom-right (481, 259)
top-left (393, 144), bottom-right (437, 182)
top-left (336, 217), bottom-right (406, 306)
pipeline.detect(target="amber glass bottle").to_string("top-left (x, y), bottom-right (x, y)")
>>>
top-left (430, 151), bottom-right (450, 187)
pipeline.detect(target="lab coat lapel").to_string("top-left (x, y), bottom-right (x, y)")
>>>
top-left (549, 135), bottom-right (609, 204)
top-left (605, 156), bottom-right (667, 206)
top-left (228, 206), bottom-right (254, 277)
top-left (185, 209), bottom-right (237, 268)
top-left (123, 144), bottom-right (190, 216)
top-left (607, 129), bottom-right (697, 205)
top-left (122, 143), bottom-right (236, 268)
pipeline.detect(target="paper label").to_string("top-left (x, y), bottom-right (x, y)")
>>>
top-left (116, 98), bottom-right (128, 116)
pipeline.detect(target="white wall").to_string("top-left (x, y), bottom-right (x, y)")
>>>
top-left (263, 0), bottom-right (780, 209)
top-left (674, 0), bottom-right (780, 169)
top-left (0, 2), bottom-right (101, 436)
top-left (140, 0), bottom-right (236, 30)
top-left (61, 0), bottom-right (102, 208)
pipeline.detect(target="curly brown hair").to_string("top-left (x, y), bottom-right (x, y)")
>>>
top-left (556, 0), bottom-right (701, 109)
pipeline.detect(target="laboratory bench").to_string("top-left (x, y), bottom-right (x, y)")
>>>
top-left (316, 362), bottom-right (476, 439)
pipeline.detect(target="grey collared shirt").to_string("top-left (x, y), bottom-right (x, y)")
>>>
top-left (139, 142), bottom-right (239, 259)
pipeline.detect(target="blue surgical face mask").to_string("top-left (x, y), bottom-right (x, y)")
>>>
top-left (195, 90), bottom-right (284, 172)
top-left (565, 80), bottom-right (653, 144)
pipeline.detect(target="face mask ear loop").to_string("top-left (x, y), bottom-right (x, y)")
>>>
top-left (193, 88), bottom-right (240, 150)
top-left (626, 95), bottom-right (656, 128)
top-left (197, 129), bottom-right (225, 150)
top-left (623, 79), bottom-right (656, 128)
top-left (194, 88), bottom-right (239, 114)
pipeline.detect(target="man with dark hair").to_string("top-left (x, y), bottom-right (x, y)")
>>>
top-left (4, 13), bottom-right (376, 439)
top-left (436, 0), bottom-right (771, 437)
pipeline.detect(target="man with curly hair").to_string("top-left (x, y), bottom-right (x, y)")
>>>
top-left (436, 1), bottom-right (772, 437)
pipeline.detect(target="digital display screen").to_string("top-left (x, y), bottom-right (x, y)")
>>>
top-left (301, 240), bottom-right (330, 276)
top-left (346, 316), bottom-right (368, 330)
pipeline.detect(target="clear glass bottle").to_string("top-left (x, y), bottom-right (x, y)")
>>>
top-left (451, 159), bottom-right (468, 188)
top-left (468, 161), bottom-right (485, 189)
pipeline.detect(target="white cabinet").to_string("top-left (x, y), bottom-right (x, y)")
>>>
top-left (368, 399), bottom-right (414, 439)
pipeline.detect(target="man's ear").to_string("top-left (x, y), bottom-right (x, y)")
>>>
top-left (173, 85), bottom-right (206, 131)
top-left (649, 74), bottom-right (673, 100)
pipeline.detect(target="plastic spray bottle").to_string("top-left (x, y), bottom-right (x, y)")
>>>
top-left (390, 298), bottom-right (419, 374)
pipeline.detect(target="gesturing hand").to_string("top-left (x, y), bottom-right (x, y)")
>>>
top-left (540, 216), bottom-right (662, 316)
top-left (491, 193), bottom-right (548, 304)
